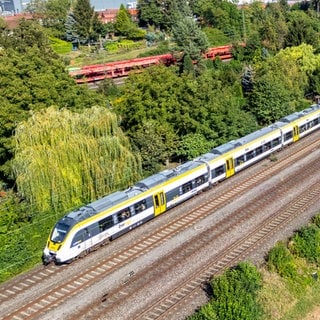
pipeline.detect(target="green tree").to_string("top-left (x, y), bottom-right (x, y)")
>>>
top-left (177, 133), bottom-right (213, 160)
top-left (285, 10), bottom-right (320, 48)
top-left (247, 44), bottom-right (320, 124)
top-left (12, 106), bottom-right (142, 213)
top-left (196, 0), bottom-right (243, 42)
top-left (113, 64), bottom-right (257, 168)
top-left (138, 0), bottom-right (164, 29)
top-left (134, 120), bottom-right (178, 173)
top-left (115, 4), bottom-right (145, 39)
top-left (115, 4), bottom-right (133, 35)
top-left (0, 20), bottom-right (104, 183)
top-left (172, 15), bottom-right (209, 61)
top-left (260, 3), bottom-right (288, 51)
top-left (72, 0), bottom-right (103, 43)
top-left (26, 0), bottom-right (72, 37)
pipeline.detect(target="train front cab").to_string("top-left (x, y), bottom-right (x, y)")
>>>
top-left (153, 191), bottom-right (166, 216)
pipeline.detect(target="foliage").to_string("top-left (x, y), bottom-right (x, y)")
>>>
top-left (113, 64), bottom-right (257, 169)
top-left (138, 0), bottom-right (164, 29)
top-left (266, 242), bottom-right (297, 278)
top-left (202, 27), bottom-right (231, 46)
top-left (137, 40), bottom-right (170, 57)
top-left (138, 0), bottom-right (190, 31)
top-left (285, 10), bottom-right (320, 48)
top-left (115, 4), bottom-right (133, 35)
top-left (195, 0), bottom-right (243, 42)
top-left (189, 262), bottom-right (263, 320)
top-left (289, 225), bottom-right (320, 264)
top-left (26, 0), bottom-right (72, 38)
top-left (0, 20), bottom-right (104, 183)
top-left (133, 120), bottom-right (178, 174)
top-left (177, 133), bottom-right (213, 160)
top-left (187, 304), bottom-right (218, 320)
top-left (259, 3), bottom-right (288, 51)
top-left (172, 15), bottom-right (209, 61)
top-left (72, 0), bottom-right (103, 43)
top-left (49, 36), bottom-right (72, 54)
top-left (105, 39), bottom-right (145, 53)
top-left (312, 214), bottom-right (320, 228)
top-left (0, 191), bottom-right (44, 281)
top-left (115, 4), bottom-right (146, 40)
top-left (246, 44), bottom-right (320, 125)
top-left (12, 106), bottom-right (142, 213)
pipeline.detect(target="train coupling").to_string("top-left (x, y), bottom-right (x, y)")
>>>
top-left (42, 252), bottom-right (56, 265)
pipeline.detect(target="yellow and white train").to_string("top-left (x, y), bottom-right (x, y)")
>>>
top-left (43, 104), bottom-right (320, 264)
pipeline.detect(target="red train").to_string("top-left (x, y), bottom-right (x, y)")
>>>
top-left (69, 44), bottom-right (240, 84)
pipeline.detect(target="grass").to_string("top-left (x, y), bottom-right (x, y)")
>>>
top-left (65, 45), bottom-right (161, 68)
top-left (258, 261), bottom-right (320, 320)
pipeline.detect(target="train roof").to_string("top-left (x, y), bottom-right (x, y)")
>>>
top-left (234, 125), bottom-right (279, 146)
top-left (210, 125), bottom-right (278, 154)
top-left (65, 188), bottom-right (143, 223)
top-left (135, 160), bottom-right (203, 189)
top-left (280, 104), bottom-right (320, 123)
top-left (211, 140), bottom-right (241, 155)
top-left (194, 152), bottom-right (219, 162)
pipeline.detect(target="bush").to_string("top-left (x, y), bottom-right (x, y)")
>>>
top-left (189, 262), bottom-right (263, 320)
top-left (104, 39), bottom-right (145, 53)
top-left (266, 241), bottom-right (297, 278)
top-left (290, 225), bottom-right (320, 263)
top-left (49, 37), bottom-right (72, 54)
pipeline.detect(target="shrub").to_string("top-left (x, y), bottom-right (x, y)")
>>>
top-left (49, 37), bottom-right (72, 54)
top-left (290, 225), bottom-right (320, 263)
top-left (266, 241), bottom-right (297, 278)
top-left (210, 262), bottom-right (263, 320)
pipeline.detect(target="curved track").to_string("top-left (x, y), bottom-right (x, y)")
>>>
top-left (1, 132), bottom-right (320, 320)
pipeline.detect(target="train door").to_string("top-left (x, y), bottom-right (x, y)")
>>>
top-left (293, 125), bottom-right (299, 142)
top-left (153, 191), bottom-right (166, 216)
top-left (225, 157), bottom-right (235, 178)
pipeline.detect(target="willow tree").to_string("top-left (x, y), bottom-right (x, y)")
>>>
top-left (12, 106), bottom-right (142, 213)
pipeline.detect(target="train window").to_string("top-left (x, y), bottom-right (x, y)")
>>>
top-left (245, 150), bottom-right (255, 160)
top-left (213, 165), bottom-right (225, 178)
top-left (98, 216), bottom-right (113, 232)
top-left (300, 124), bottom-right (307, 132)
top-left (195, 174), bottom-right (207, 186)
top-left (235, 155), bottom-right (245, 166)
top-left (134, 200), bottom-right (147, 214)
top-left (117, 208), bottom-right (131, 222)
top-left (51, 222), bottom-right (71, 243)
top-left (284, 131), bottom-right (293, 141)
top-left (264, 141), bottom-right (271, 151)
top-left (182, 181), bottom-right (192, 193)
top-left (271, 138), bottom-right (281, 147)
top-left (71, 229), bottom-right (85, 247)
top-left (255, 146), bottom-right (263, 156)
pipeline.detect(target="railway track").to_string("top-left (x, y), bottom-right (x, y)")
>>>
top-left (1, 132), bottom-right (319, 320)
top-left (70, 149), bottom-right (320, 319)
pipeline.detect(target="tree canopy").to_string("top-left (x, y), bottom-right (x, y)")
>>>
top-left (0, 20), bottom-right (104, 183)
top-left (12, 106), bottom-right (142, 213)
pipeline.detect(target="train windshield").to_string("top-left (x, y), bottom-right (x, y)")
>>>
top-left (50, 222), bottom-right (71, 243)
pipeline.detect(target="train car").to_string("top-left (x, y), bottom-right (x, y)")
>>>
top-left (42, 104), bottom-right (320, 265)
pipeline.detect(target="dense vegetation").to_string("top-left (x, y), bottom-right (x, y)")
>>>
top-left (188, 213), bottom-right (320, 320)
top-left (0, 0), bottom-right (320, 295)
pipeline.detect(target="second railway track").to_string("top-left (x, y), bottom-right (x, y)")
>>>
top-left (1, 131), bottom-right (320, 320)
